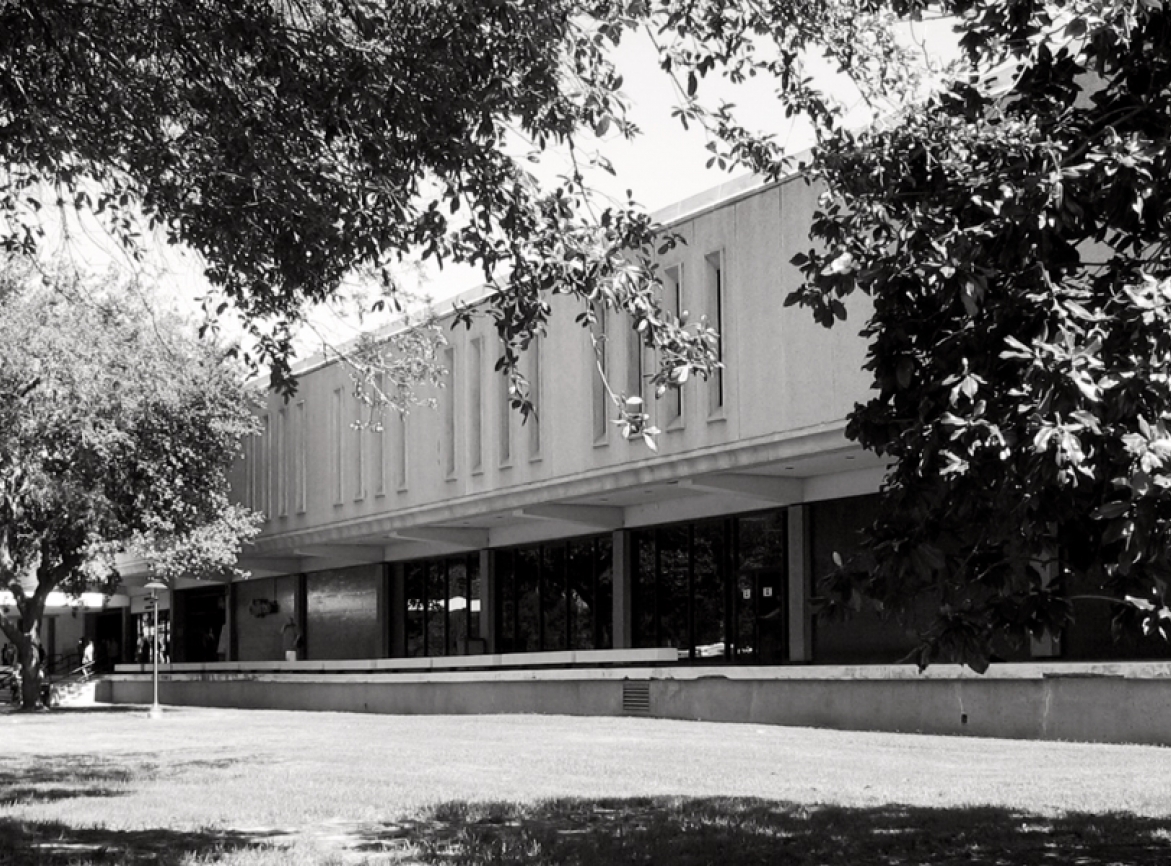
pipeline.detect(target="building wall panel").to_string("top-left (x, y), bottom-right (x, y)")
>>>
top-left (305, 565), bottom-right (383, 661)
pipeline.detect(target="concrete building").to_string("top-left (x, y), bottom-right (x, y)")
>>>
top-left (101, 172), bottom-right (1171, 745)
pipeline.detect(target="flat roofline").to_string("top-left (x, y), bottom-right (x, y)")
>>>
top-left (268, 163), bottom-right (807, 385)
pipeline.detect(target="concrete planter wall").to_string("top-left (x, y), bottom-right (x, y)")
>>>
top-left (97, 661), bottom-right (1171, 746)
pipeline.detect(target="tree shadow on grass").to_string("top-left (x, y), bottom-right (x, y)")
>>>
top-left (0, 754), bottom-right (239, 807)
top-left (47, 704), bottom-right (155, 715)
top-left (0, 818), bottom-right (283, 866)
top-left (0, 756), bottom-right (137, 807)
top-left (358, 797), bottom-right (1171, 865)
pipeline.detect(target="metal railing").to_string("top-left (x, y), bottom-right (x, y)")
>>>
top-left (3, 651), bottom-right (104, 707)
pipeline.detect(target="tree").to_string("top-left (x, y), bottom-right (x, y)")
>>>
top-left (0, 267), bottom-right (260, 708)
top-left (0, 0), bottom-right (716, 411)
top-left (785, 2), bottom-right (1171, 667)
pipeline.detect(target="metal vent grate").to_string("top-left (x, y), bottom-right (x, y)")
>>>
top-left (622, 680), bottom-right (651, 715)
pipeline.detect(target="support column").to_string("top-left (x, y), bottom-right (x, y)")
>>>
top-left (390, 563), bottom-right (407, 658)
top-left (225, 583), bottom-right (236, 662)
top-left (612, 530), bottom-right (633, 649)
top-left (295, 573), bottom-right (308, 660)
top-left (121, 606), bottom-right (134, 668)
top-left (377, 563), bottom-right (390, 658)
top-left (170, 588), bottom-right (187, 664)
top-left (787, 504), bottom-right (813, 662)
top-left (479, 550), bottom-right (495, 654)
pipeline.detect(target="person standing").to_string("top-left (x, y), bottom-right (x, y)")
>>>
top-left (280, 616), bottom-right (302, 662)
top-left (216, 624), bottom-right (229, 662)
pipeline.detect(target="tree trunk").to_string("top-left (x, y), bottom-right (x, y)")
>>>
top-left (18, 623), bottom-right (43, 710)
top-left (5, 595), bottom-right (48, 710)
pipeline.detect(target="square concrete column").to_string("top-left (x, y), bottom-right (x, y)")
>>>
top-left (377, 563), bottom-right (391, 658)
top-left (612, 530), bottom-right (633, 649)
top-left (295, 573), bottom-right (308, 660)
top-left (787, 504), bottom-right (813, 662)
top-left (390, 563), bottom-right (407, 658)
top-left (224, 582), bottom-right (236, 662)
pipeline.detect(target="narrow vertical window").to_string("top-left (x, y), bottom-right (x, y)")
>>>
top-left (351, 393), bottom-right (366, 502)
top-left (331, 388), bottom-right (344, 505)
top-left (248, 421), bottom-right (261, 515)
top-left (295, 400), bottom-right (307, 513)
top-left (592, 307), bottom-right (609, 445)
top-left (245, 429), bottom-right (255, 511)
top-left (258, 413), bottom-right (270, 520)
top-left (372, 385), bottom-right (387, 497)
top-left (394, 412), bottom-right (408, 491)
top-left (276, 407), bottom-right (288, 517)
top-left (499, 350), bottom-right (512, 467)
top-left (528, 338), bottom-right (541, 461)
top-left (469, 338), bottom-right (483, 473)
top-left (706, 251), bottom-right (725, 416)
top-left (662, 264), bottom-right (683, 428)
top-left (626, 312), bottom-right (643, 403)
top-left (443, 347), bottom-right (456, 478)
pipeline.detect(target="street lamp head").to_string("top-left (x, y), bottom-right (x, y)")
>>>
top-left (143, 580), bottom-right (167, 594)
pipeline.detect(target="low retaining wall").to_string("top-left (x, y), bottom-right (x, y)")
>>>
top-left (97, 661), bottom-right (1171, 745)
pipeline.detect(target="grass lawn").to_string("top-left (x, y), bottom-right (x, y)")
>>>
top-left (3, 704), bottom-right (1171, 864)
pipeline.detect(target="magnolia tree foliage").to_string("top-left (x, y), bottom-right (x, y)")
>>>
top-left (785, 2), bottom-right (1171, 667)
top-left (0, 269), bottom-right (260, 708)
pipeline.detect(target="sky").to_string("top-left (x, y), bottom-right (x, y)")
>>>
top-left (32, 17), bottom-right (957, 357)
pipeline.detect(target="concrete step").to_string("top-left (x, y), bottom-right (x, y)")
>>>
top-left (52, 679), bottom-right (98, 708)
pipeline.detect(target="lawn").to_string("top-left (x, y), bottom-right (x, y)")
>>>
top-left (3, 704), bottom-right (1171, 864)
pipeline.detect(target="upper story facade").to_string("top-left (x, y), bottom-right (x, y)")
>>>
top-left (231, 171), bottom-right (879, 563)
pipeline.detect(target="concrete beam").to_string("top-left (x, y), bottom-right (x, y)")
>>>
top-left (681, 473), bottom-right (803, 504)
top-left (513, 504), bottom-right (625, 530)
top-left (293, 544), bottom-right (386, 563)
top-left (237, 557), bottom-right (303, 574)
top-left (387, 527), bottom-right (489, 550)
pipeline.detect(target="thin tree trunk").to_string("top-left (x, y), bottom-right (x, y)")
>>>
top-left (1, 587), bottom-right (50, 710)
top-left (17, 619), bottom-right (42, 709)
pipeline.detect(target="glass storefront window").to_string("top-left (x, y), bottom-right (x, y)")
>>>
top-left (515, 546), bottom-right (541, 652)
top-left (496, 536), bottom-right (613, 654)
top-left (404, 555), bottom-right (481, 657)
top-left (447, 559), bottom-right (467, 655)
top-left (633, 531), bottom-right (657, 649)
top-left (693, 520), bottom-right (727, 659)
top-left (658, 526), bottom-right (690, 654)
top-left (134, 611), bottom-right (170, 664)
top-left (405, 562), bottom-right (426, 658)
top-left (737, 512), bottom-right (787, 664)
top-left (543, 544), bottom-right (568, 651)
top-left (633, 510), bottom-right (788, 664)
top-left (425, 561), bottom-right (447, 656)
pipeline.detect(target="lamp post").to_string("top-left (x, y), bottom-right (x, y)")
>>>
top-left (143, 580), bottom-right (167, 719)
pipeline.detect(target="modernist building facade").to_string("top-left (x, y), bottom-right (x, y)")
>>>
top-left (171, 171), bottom-right (896, 669)
top-left (101, 171), bottom-right (1171, 745)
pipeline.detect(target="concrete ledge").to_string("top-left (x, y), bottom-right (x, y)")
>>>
top-left (113, 659), bottom-right (1171, 680)
top-left (97, 662), bottom-right (1171, 747)
top-left (112, 648), bottom-right (678, 677)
